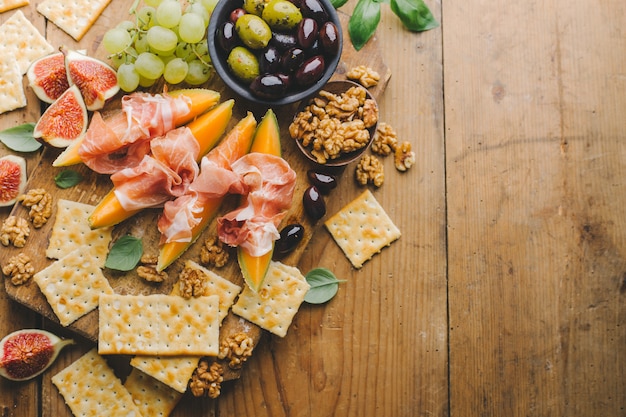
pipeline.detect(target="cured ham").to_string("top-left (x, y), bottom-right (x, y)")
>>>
top-left (78, 92), bottom-right (192, 174)
top-left (110, 127), bottom-right (200, 211)
top-left (217, 153), bottom-right (296, 257)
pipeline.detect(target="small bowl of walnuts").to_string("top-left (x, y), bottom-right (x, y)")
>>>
top-left (288, 80), bottom-right (379, 167)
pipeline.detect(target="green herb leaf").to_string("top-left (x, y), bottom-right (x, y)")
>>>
top-left (330, 0), bottom-right (349, 8)
top-left (105, 235), bottom-right (143, 271)
top-left (54, 170), bottom-right (83, 189)
top-left (389, 0), bottom-right (438, 32)
top-left (0, 123), bottom-right (42, 152)
top-left (348, 0), bottom-right (381, 51)
top-left (304, 268), bottom-right (346, 304)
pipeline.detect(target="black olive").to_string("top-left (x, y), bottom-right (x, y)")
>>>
top-left (296, 18), bottom-right (318, 49)
top-left (250, 73), bottom-right (290, 99)
top-left (307, 170), bottom-right (337, 194)
top-left (218, 21), bottom-right (240, 52)
top-left (259, 46), bottom-right (281, 73)
top-left (280, 47), bottom-right (306, 73)
top-left (319, 21), bottom-right (339, 55)
top-left (275, 223), bottom-right (305, 255)
top-left (303, 185), bottom-right (326, 220)
top-left (300, 0), bottom-right (328, 23)
top-left (294, 55), bottom-right (325, 86)
top-left (270, 31), bottom-right (298, 52)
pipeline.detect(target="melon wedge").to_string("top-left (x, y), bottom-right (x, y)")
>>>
top-left (236, 108), bottom-right (283, 292)
top-left (88, 99), bottom-right (235, 228)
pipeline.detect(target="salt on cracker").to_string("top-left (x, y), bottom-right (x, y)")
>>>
top-left (46, 199), bottom-right (113, 267)
top-left (124, 368), bottom-right (183, 416)
top-left (52, 349), bottom-right (144, 417)
top-left (324, 189), bottom-right (401, 268)
top-left (98, 293), bottom-right (220, 356)
top-left (37, 0), bottom-right (111, 41)
top-left (33, 247), bottom-right (114, 327)
top-left (0, 0), bottom-right (28, 14)
top-left (0, 10), bottom-right (54, 74)
top-left (0, 55), bottom-right (26, 114)
top-left (232, 261), bottom-right (310, 337)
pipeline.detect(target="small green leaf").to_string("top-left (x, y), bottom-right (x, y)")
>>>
top-left (105, 235), bottom-right (143, 271)
top-left (389, 0), bottom-right (438, 32)
top-left (54, 170), bottom-right (83, 189)
top-left (0, 123), bottom-right (42, 152)
top-left (330, 0), bottom-right (349, 8)
top-left (348, 0), bottom-right (381, 51)
top-left (304, 268), bottom-right (346, 304)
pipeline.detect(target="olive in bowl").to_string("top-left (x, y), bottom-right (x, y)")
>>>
top-left (207, 0), bottom-right (342, 106)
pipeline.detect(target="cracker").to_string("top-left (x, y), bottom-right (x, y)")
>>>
top-left (33, 247), bottom-right (114, 327)
top-left (0, 10), bottom-right (54, 73)
top-left (324, 189), bottom-right (401, 268)
top-left (36, 0), bottom-right (111, 41)
top-left (52, 348), bottom-right (144, 417)
top-left (0, 0), bottom-right (28, 14)
top-left (98, 293), bottom-right (220, 356)
top-left (124, 368), bottom-right (183, 416)
top-left (129, 355), bottom-right (199, 394)
top-left (232, 261), bottom-right (310, 337)
top-left (46, 199), bottom-right (113, 267)
top-left (0, 55), bottom-right (26, 114)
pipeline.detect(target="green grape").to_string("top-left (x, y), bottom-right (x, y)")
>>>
top-left (146, 26), bottom-right (178, 53)
top-left (136, 6), bottom-right (157, 30)
top-left (185, 59), bottom-right (212, 85)
top-left (185, 2), bottom-right (209, 27)
top-left (117, 63), bottom-right (140, 92)
top-left (175, 42), bottom-right (193, 61)
top-left (117, 20), bottom-right (136, 32)
top-left (178, 13), bottom-right (205, 44)
top-left (134, 33), bottom-right (150, 54)
top-left (193, 41), bottom-right (210, 64)
top-left (201, 0), bottom-right (218, 14)
top-left (139, 75), bottom-right (157, 87)
top-left (135, 52), bottom-right (165, 79)
top-left (143, 0), bottom-right (163, 7)
top-left (103, 27), bottom-right (132, 54)
top-left (156, 0), bottom-right (182, 28)
top-left (163, 58), bottom-right (189, 84)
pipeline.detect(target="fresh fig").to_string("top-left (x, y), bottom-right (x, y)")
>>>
top-left (0, 155), bottom-right (27, 207)
top-left (0, 329), bottom-right (74, 381)
top-left (26, 51), bottom-right (70, 104)
top-left (33, 84), bottom-right (88, 148)
top-left (61, 46), bottom-right (120, 111)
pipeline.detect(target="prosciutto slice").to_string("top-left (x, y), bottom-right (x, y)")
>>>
top-left (217, 153), bottom-right (296, 257)
top-left (110, 127), bottom-right (200, 211)
top-left (78, 92), bottom-right (191, 174)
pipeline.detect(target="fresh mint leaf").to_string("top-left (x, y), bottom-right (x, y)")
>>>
top-left (54, 170), bottom-right (83, 189)
top-left (330, 0), bottom-right (349, 8)
top-left (390, 0), bottom-right (438, 32)
top-left (0, 123), bottom-right (42, 152)
top-left (348, 0), bottom-right (381, 51)
top-left (304, 268), bottom-right (346, 304)
top-left (105, 235), bottom-right (143, 271)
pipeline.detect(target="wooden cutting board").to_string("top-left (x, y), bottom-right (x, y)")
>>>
top-left (3, 11), bottom-right (389, 376)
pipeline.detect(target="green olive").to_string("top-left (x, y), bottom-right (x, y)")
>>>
top-left (235, 14), bottom-right (272, 49)
top-left (261, 0), bottom-right (302, 30)
top-left (227, 46), bottom-right (260, 83)
top-left (242, 0), bottom-right (266, 16)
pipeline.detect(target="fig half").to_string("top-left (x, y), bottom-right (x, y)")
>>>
top-left (0, 329), bottom-right (74, 381)
top-left (0, 155), bottom-right (27, 207)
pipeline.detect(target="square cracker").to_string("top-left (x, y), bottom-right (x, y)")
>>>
top-left (46, 199), bottom-right (113, 267)
top-left (324, 189), bottom-right (401, 268)
top-left (0, 10), bottom-right (54, 73)
top-left (0, 0), bottom-right (29, 14)
top-left (52, 349), bottom-right (144, 417)
top-left (0, 55), bottom-right (27, 115)
top-left (33, 247), bottom-right (114, 327)
top-left (36, 0), bottom-right (111, 41)
top-left (98, 293), bottom-right (220, 356)
top-left (232, 261), bottom-right (310, 337)
top-left (124, 368), bottom-right (183, 416)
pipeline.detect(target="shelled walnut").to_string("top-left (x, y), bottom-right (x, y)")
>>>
top-left (200, 236), bottom-right (229, 268)
top-left (137, 254), bottom-right (168, 283)
top-left (2, 253), bottom-right (35, 285)
top-left (189, 358), bottom-right (224, 398)
top-left (0, 216), bottom-right (30, 248)
top-left (218, 332), bottom-right (254, 370)
top-left (355, 155), bottom-right (384, 187)
top-left (17, 188), bottom-right (52, 228)
top-left (347, 65), bottom-right (381, 88)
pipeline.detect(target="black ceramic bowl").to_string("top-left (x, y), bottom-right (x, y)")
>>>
top-left (207, 0), bottom-right (343, 107)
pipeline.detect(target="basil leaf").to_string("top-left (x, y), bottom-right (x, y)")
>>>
top-left (54, 170), bottom-right (83, 189)
top-left (304, 268), bottom-right (346, 304)
top-left (330, 0), bottom-right (349, 8)
top-left (348, 0), bottom-right (381, 51)
top-left (389, 0), bottom-right (438, 32)
top-left (105, 235), bottom-right (143, 271)
top-left (0, 123), bottom-right (42, 152)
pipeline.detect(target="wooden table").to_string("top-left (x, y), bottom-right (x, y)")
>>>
top-left (1, 0), bottom-right (625, 415)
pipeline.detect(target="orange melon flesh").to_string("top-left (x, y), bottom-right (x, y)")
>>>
top-left (237, 108), bottom-right (282, 292)
top-left (157, 112), bottom-right (258, 271)
top-left (53, 89), bottom-right (220, 167)
top-left (88, 99), bottom-right (235, 229)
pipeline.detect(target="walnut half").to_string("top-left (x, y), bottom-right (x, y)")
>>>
top-left (189, 358), bottom-right (224, 398)
top-left (0, 216), bottom-right (30, 248)
top-left (2, 253), bottom-right (35, 285)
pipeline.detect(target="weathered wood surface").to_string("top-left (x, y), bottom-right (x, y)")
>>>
top-left (2, 0), bottom-right (625, 416)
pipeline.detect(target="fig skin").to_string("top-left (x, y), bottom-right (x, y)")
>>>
top-left (0, 329), bottom-right (74, 381)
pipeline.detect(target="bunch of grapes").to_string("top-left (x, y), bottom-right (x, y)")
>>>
top-left (102, 0), bottom-right (219, 92)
